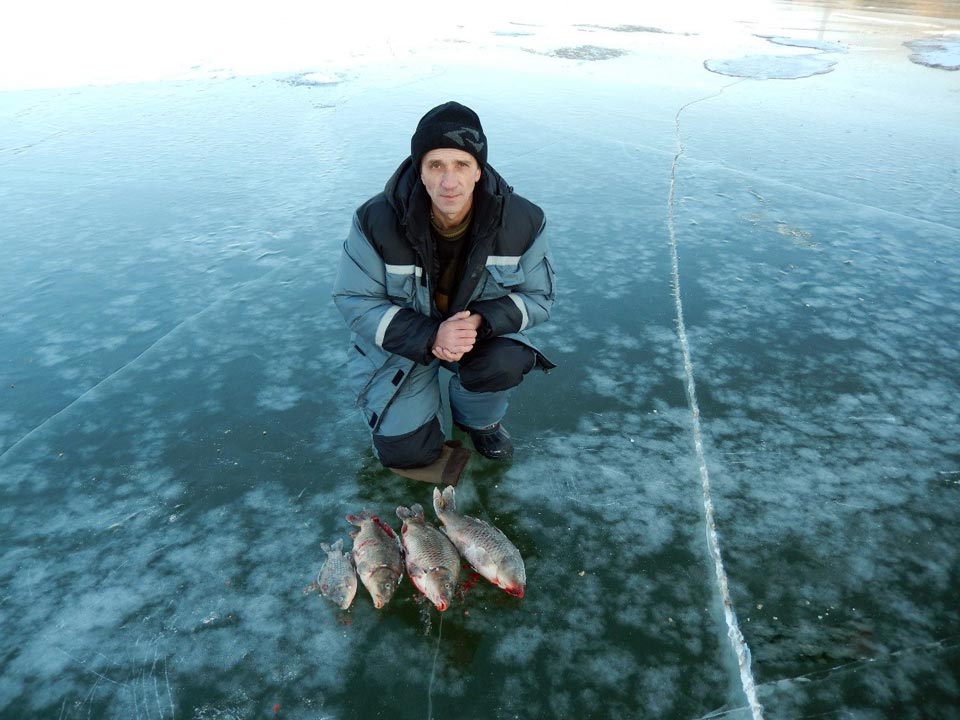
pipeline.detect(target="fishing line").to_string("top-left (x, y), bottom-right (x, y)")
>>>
top-left (426, 612), bottom-right (444, 720)
top-left (667, 79), bottom-right (765, 720)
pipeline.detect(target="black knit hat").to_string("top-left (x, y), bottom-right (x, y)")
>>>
top-left (411, 101), bottom-right (488, 171)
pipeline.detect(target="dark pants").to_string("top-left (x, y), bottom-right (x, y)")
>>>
top-left (373, 338), bottom-right (536, 468)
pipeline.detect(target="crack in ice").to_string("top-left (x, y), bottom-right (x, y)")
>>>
top-left (0, 303), bottom-right (217, 463)
top-left (685, 157), bottom-right (960, 234)
top-left (668, 79), bottom-right (765, 720)
top-left (426, 612), bottom-right (444, 720)
top-left (755, 634), bottom-right (960, 690)
top-left (0, 257), bottom-right (297, 463)
top-left (690, 705), bottom-right (753, 720)
top-left (54, 647), bottom-right (129, 688)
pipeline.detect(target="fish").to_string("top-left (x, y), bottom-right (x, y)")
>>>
top-left (317, 538), bottom-right (358, 610)
top-left (345, 510), bottom-right (404, 609)
top-left (432, 486), bottom-right (526, 598)
top-left (396, 503), bottom-right (461, 612)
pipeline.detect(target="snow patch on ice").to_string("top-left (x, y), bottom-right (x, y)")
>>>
top-left (904, 34), bottom-right (960, 71)
top-left (704, 54), bottom-right (837, 80)
top-left (256, 384), bottom-right (303, 411)
top-left (540, 45), bottom-right (629, 61)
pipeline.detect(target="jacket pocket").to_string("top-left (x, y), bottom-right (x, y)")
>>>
top-left (477, 257), bottom-right (526, 303)
top-left (486, 259), bottom-right (525, 288)
top-left (348, 341), bottom-right (381, 407)
top-left (384, 264), bottom-right (420, 301)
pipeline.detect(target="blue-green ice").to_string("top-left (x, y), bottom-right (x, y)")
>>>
top-left (2, 2), bottom-right (959, 718)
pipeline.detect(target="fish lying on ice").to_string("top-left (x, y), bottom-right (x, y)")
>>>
top-left (432, 486), bottom-right (526, 598)
top-left (396, 503), bottom-right (461, 612)
top-left (346, 510), bottom-right (403, 608)
top-left (317, 538), bottom-right (358, 610)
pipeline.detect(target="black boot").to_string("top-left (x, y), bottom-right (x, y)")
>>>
top-left (456, 421), bottom-right (513, 461)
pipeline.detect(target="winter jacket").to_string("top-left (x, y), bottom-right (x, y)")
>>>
top-left (332, 157), bottom-right (556, 432)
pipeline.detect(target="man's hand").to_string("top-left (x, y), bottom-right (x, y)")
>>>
top-left (432, 310), bottom-right (483, 362)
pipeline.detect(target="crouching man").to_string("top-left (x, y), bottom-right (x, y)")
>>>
top-left (333, 101), bottom-right (555, 484)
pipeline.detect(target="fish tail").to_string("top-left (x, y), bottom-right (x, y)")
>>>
top-left (345, 510), bottom-right (374, 526)
top-left (320, 541), bottom-right (332, 553)
top-left (433, 486), bottom-right (457, 516)
top-left (331, 538), bottom-right (344, 552)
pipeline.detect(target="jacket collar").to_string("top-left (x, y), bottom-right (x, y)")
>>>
top-left (384, 158), bottom-right (511, 314)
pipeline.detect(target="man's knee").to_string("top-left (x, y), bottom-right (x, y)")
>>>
top-left (458, 338), bottom-right (536, 393)
top-left (373, 416), bottom-right (444, 468)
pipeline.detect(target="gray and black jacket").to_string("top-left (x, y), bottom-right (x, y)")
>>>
top-left (332, 157), bottom-right (555, 432)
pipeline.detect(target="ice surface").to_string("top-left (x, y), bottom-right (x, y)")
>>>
top-left (756, 35), bottom-right (849, 53)
top-left (2, 1), bottom-right (960, 719)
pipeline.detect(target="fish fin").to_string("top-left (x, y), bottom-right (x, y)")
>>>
top-left (373, 516), bottom-right (397, 538)
top-left (396, 505), bottom-right (413, 521)
top-left (410, 503), bottom-right (425, 520)
top-left (470, 544), bottom-right (492, 570)
top-left (442, 486), bottom-right (457, 512)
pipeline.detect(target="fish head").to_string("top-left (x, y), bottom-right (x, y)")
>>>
top-left (422, 568), bottom-right (457, 612)
top-left (368, 567), bottom-right (399, 608)
top-left (320, 567), bottom-right (358, 610)
top-left (495, 557), bottom-right (527, 598)
top-left (330, 585), bottom-right (357, 610)
top-left (501, 583), bottom-right (525, 598)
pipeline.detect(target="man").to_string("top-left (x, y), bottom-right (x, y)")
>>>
top-left (333, 101), bottom-right (555, 485)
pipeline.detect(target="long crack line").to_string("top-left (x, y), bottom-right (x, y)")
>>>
top-left (667, 79), bottom-right (765, 720)
top-left (426, 612), bottom-right (444, 720)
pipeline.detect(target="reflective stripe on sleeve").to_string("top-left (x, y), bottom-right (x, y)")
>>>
top-left (385, 264), bottom-right (422, 277)
top-left (375, 306), bottom-right (402, 347)
top-left (508, 294), bottom-right (528, 331)
top-left (485, 255), bottom-right (521, 267)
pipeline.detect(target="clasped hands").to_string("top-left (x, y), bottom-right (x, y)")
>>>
top-left (432, 310), bottom-right (482, 362)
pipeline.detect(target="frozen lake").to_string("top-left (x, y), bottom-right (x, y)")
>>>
top-left (1, 1), bottom-right (959, 718)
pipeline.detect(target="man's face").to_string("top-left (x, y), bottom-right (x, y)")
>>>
top-left (420, 148), bottom-right (481, 226)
